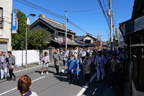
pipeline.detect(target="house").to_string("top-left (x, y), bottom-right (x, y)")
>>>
top-left (75, 33), bottom-right (98, 47)
top-left (29, 14), bottom-right (79, 49)
top-left (119, 0), bottom-right (144, 95)
top-left (0, 0), bottom-right (12, 51)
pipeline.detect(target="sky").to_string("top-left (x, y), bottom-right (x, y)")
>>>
top-left (13, 0), bottom-right (134, 41)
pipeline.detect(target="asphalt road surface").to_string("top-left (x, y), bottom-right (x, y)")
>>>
top-left (0, 63), bottom-right (113, 96)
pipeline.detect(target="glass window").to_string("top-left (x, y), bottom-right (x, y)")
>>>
top-left (0, 7), bottom-right (3, 29)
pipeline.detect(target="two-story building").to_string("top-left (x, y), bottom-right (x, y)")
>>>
top-left (0, 0), bottom-right (12, 51)
top-left (75, 33), bottom-right (98, 47)
top-left (29, 14), bottom-right (78, 49)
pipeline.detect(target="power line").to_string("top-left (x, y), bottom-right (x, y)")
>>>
top-left (68, 20), bottom-right (88, 34)
top-left (15, 0), bottom-right (65, 19)
top-left (15, 0), bottom-right (88, 34)
top-left (103, 0), bottom-right (108, 13)
top-left (98, 0), bottom-right (110, 29)
top-left (68, 4), bottom-right (108, 12)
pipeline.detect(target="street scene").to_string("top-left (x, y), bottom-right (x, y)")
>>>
top-left (0, 0), bottom-right (144, 96)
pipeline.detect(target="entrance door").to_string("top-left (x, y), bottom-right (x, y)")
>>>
top-left (0, 42), bottom-right (7, 52)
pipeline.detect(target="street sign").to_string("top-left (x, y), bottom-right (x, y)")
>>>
top-left (63, 37), bottom-right (66, 45)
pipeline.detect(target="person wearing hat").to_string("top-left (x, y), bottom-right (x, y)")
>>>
top-left (0, 51), bottom-right (8, 80)
top-left (94, 50), bottom-right (107, 81)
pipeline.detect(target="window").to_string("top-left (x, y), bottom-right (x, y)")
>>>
top-left (0, 7), bottom-right (3, 29)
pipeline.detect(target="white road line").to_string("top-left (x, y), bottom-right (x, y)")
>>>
top-left (0, 76), bottom-right (45, 96)
top-left (14, 65), bottom-right (42, 73)
top-left (76, 73), bottom-right (96, 96)
top-left (92, 88), bottom-right (97, 95)
top-left (14, 63), bottom-right (52, 73)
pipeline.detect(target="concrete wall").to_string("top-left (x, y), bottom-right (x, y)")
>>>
top-left (12, 50), bottom-right (40, 67)
top-left (0, 0), bottom-right (12, 51)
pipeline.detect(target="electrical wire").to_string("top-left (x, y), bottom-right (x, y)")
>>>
top-left (15, 0), bottom-right (65, 19)
top-left (98, 0), bottom-right (110, 29)
top-left (68, 4), bottom-right (108, 12)
top-left (15, 0), bottom-right (89, 34)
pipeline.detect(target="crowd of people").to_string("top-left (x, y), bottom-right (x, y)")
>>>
top-left (0, 47), bottom-right (129, 96)
top-left (40, 47), bottom-right (129, 88)
top-left (0, 51), bottom-right (16, 81)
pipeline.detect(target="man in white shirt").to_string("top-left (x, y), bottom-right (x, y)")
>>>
top-left (41, 52), bottom-right (50, 75)
top-left (82, 49), bottom-right (86, 60)
top-left (95, 50), bottom-right (107, 81)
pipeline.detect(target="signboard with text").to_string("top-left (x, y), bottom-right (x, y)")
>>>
top-left (12, 10), bottom-right (18, 33)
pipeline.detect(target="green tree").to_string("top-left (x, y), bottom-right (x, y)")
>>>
top-left (27, 28), bottom-right (50, 49)
top-left (12, 9), bottom-right (26, 50)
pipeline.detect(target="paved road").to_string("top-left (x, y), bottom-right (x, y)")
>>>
top-left (0, 64), bottom-right (116, 96)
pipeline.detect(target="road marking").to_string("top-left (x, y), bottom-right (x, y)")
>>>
top-left (76, 73), bottom-right (96, 96)
top-left (14, 65), bottom-right (42, 73)
top-left (14, 63), bottom-right (52, 73)
top-left (92, 88), bottom-right (97, 95)
top-left (0, 76), bottom-right (45, 96)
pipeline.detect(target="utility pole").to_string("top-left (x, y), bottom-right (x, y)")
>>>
top-left (65, 9), bottom-right (67, 50)
top-left (110, 0), bottom-right (113, 52)
top-left (25, 13), bottom-right (36, 68)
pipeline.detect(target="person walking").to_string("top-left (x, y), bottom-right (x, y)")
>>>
top-left (82, 55), bottom-right (91, 85)
top-left (41, 52), bottom-right (50, 75)
top-left (40, 50), bottom-right (44, 65)
top-left (94, 50), bottom-right (107, 81)
top-left (70, 54), bottom-right (81, 84)
top-left (53, 49), bottom-right (61, 75)
top-left (64, 53), bottom-right (73, 83)
top-left (17, 75), bottom-right (38, 96)
top-left (8, 51), bottom-right (16, 81)
top-left (106, 50), bottom-right (112, 71)
top-left (0, 51), bottom-right (8, 80)
top-left (110, 54), bottom-right (121, 88)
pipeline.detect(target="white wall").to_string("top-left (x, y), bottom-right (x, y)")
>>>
top-left (0, 0), bottom-right (12, 51)
top-left (12, 50), bottom-right (40, 67)
top-left (84, 36), bottom-right (94, 44)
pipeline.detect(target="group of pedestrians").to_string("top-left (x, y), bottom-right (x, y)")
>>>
top-left (0, 51), bottom-right (16, 81)
top-left (40, 47), bottom-right (129, 88)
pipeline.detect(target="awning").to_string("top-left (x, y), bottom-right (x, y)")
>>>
top-left (120, 15), bottom-right (144, 36)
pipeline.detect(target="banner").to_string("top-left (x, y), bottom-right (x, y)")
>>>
top-left (12, 10), bottom-right (18, 33)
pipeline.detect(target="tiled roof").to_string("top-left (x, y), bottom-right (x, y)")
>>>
top-left (38, 14), bottom-right (75, 34)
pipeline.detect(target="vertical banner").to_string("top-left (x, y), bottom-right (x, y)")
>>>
top-left (12, 10), bottom-right (18, 33)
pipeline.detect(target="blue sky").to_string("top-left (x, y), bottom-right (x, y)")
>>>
top-left (13, 0), bottom-right (134, 41)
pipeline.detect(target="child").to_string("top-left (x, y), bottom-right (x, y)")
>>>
top-left (82, 55), bottom-right (91, 85)
top-left (41, 52), bottom-right (50, 75)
